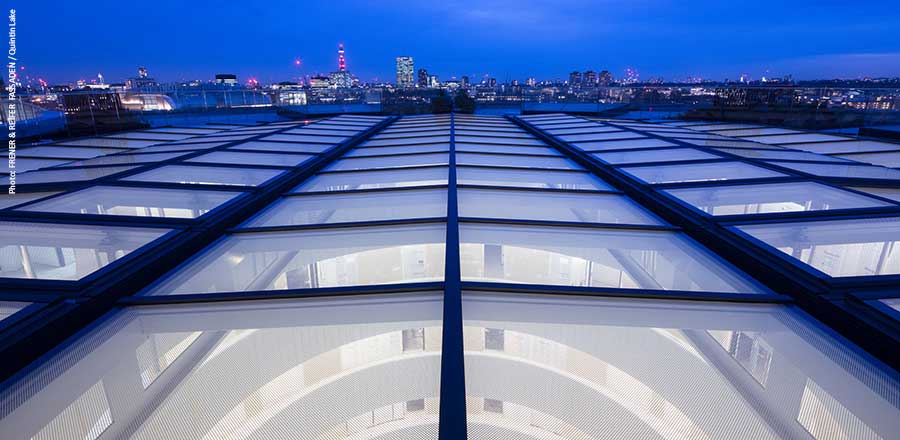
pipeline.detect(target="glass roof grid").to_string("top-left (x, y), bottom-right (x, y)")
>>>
top-left (14, 165), bottom-right (140, 185)
top-left (226, 141), bottom-right (334, 154)
top-left (0, 191), bottom-right (61, 210)
top-left (185, 151), bottom-right (316, 168)
top-left (558, 132), bottom-right (648, 143)
top-left (572, 139), bottom-right (679, 152)
top-left (455, 152), bottom-right (581, 170)
top-left (788, 140), bottom-right (900, 155)
top-left (292, 167), bottom-right (450, 193)
top-left (323, 153), bottom-right (450, 172)
top-left (17, 146), bottom-right (132, 159)
top-left (742, 133), bottom-right (850, 145)
top-left (834, 151), bottom-right (900, 168)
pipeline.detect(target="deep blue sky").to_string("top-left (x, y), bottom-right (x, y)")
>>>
top-left (18, 0), bottom-right (900, 85)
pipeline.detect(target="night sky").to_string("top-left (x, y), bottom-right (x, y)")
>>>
top-left (17, 0), bottom-right (900, 85)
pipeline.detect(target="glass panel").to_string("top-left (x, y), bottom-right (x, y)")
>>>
top-left (546, 126), bottom-right (623, 135)
top-left (788, 140), bottom-right (898, 155)
top-left (848, 186), bottom-right (900, 203)
top-left (710, 128), bottom-right (799, 137)
top-left (372, 129), bottom-right (449, 139)
top-left (130, 142), bottom-right (228, 154)
top-left (147, 224), bottom-right (446, 294)
top-left (186, 151), bottom-right (314, 167)
top-left (325, 153), bottom-right (448, 171)
top-left (0, 191), bottom-right (60, 209)
top-left (835, 151), bottom-right (900, 168)
top-left (665, 182), bottom-right (891, 215)
top-left (59, 151), bottom-right (190, 167)
top-left (361, 136), bottom-right (450, 147)
top-left (594, 148), bottom-right (720, 165)
top-left (144, 127), bottom-right (223, 135)
top-left (283, 128), bottom-right (359, 137)
top-left (622, 162), bottom-right (788, 184)
top-left (456, 153), bottom-right (578, 170)
top-left (244, 189), bottom-right (447, 227)
top-left (262, 134), bottom-right (347, 144)
top-left (18, 186), bottom-right (242, 219)
top-left (16, 166), bottom-right (138, 185)
top-left (737, 217), bottom-right (900, 277)
top-left (294, 167), bottom-right (448, 192)
top-left (458, 188), bottom-right (662, 225)
top-left (767, 161), bottom-right (900, 180)
top-left (454, 136), bottom-right (546, 146)
top-left (107, 132), bottom-right (195, 141)
top-left (714, 147), bottom-right (850, 163)
top-left (0, 221), bottom-right (169, 280)
top-left (742, 134), bottom-right (847, 144)
top-left (455, 143), bottom-right (562, 156)
top-left (344, 144), bottom-right (449, 157)
top-left (462, 293), bottom-right (900, 440)
top-left (460, 224), bottom-right (765, 293)
top-left (457, 168), bottom-right (613, 191)
top-left (882, 298), bottom-right (900, 313)
top-left (455, 129), bottom-right (530, 138)
top-left (18, 146), bottom-right (128, 159)
top-left (572, 139), bottom-right (677, 152)
top-left (558, 132), bottom-right (644, 142)
top-left (228, 141), bottom-right (332, 154)
top-left (123, 165), bottom-right (285, 187)
top-left (7, 158), bottom-right (71, 172)
top-left (56, 138), bottom-right (162, 148)
top-left (678, 139), bottom-right (781, 149)
top-left (0, 295), bottom-right (442, 440)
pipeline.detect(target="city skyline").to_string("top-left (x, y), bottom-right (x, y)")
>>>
top-left (16, 0), bottom-right (900, 85)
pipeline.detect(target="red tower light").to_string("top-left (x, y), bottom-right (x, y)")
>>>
top-left (338, 43), bottom-right (346, 72)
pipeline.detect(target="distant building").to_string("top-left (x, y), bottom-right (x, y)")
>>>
top-left (309, 76), bottom-right (330, 89)
top-left (461, 76), bottom-right (470, 87)
top-left (126, 66), bottom-right (158, 90)
top-left (598, 70), bottom-right (613, 86)
top-left (428, 75), bottom-right (440, 88)
top-left (215, 74), bottom-right (238, 85)
top-left (396, 56), bottom-right (414, 88)
top-left (329, 44), bottom-right (353, 88)
top-left (417, 69), bottom-right (429, 88)
top-left (526, 77), bottom-right (536, 86)
top-left (583, 70), bottom-right (597, 85)
top-left (569, 71), bottom-right (582, 86)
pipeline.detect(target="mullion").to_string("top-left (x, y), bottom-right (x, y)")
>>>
top-left (438, 113), bottom-right (467, 439)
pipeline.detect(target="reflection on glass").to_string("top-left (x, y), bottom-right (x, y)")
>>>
top-left (836, 151), bottom-right (900, 168)
top-left (881, 298), bottom-right (900, 313)
top-left (460, 224), bottom-right (765, 293)
top-left (0, 295), bottom-right (442, 440)
top-left (462, 294), bottom-right (900, 440)
top-left (245, 189), bottom-right (447, 227)
top-left (665, 182), bottom-right (890, 216)
top-left (457, 168), bottom-right (613, 191)
top-left (594, 148), bottom-right (720, 165)
top-left (0, 221), bottom-right (169, 280)
top-left (456, 152), bottom-right (578, 170)
top-left (714, 147), bottom-right (849, 163)
top-left (737, 218), bottom-right (900, 277)
top-left (148, 224), bottom-right (446, 294)
top-left (227, 141), bottom-right (332, 154)
top-left (293, 167), bottom-right (448, 192)
top-left (186, 151), bottom-right (314, 167)
top-left (459, 188), bottom-right (662, 225)
top-left (573, 138), bottom-right (678, 152)
top-left (18, 186), bottom-right (242, 219)
top-left (16, 166), bottom-right (138, 185)
top-left (326, 153), bottom-right (448, 171)
top-left (123, 165), bottom-right (285, 187)
top-left (850, 186), bottom-right (900, 203)
top-left (622, 162), bottom-right (787, 185)
top-left (767, 161), bottom-right (900, 180)
top-left (0, 191), bottom-right (59, 209)
top-left (344, 144), bottom-right (449, 157)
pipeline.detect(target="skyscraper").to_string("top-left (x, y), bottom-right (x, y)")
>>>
top-left (583, 70), bottom-right (597, 85)
top-left (598, 70), bottom-right (613, 86)
top-left (417, 68), bottom-right (429, 88)
top-left (396, 56), bottom-right (414, 88)
top-left (330, 44), bottom-right (353, 88)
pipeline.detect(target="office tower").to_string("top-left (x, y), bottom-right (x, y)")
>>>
top-left (598, 70), bottom-right (613, 86)
top-left (428, 74), bottom-right (439, 88)
top-left (569, 71), bottom-right (582, 86)
top-left (214, 74), bottom-right (238, 85)
top-left (526, 77), bottom-right (536, 86)
top-left (396, 56), bottom-right (414, 88)
top-left (138, 67), bottom-right (148, 79)
top-left (417, 68), bottom-right (429, 88)
top-left (461, 75), bottom-right (470, 87)
top-left (338, 43), bottom-right (346, 72)
top-left (583, 70), bottom-right (597, 85)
